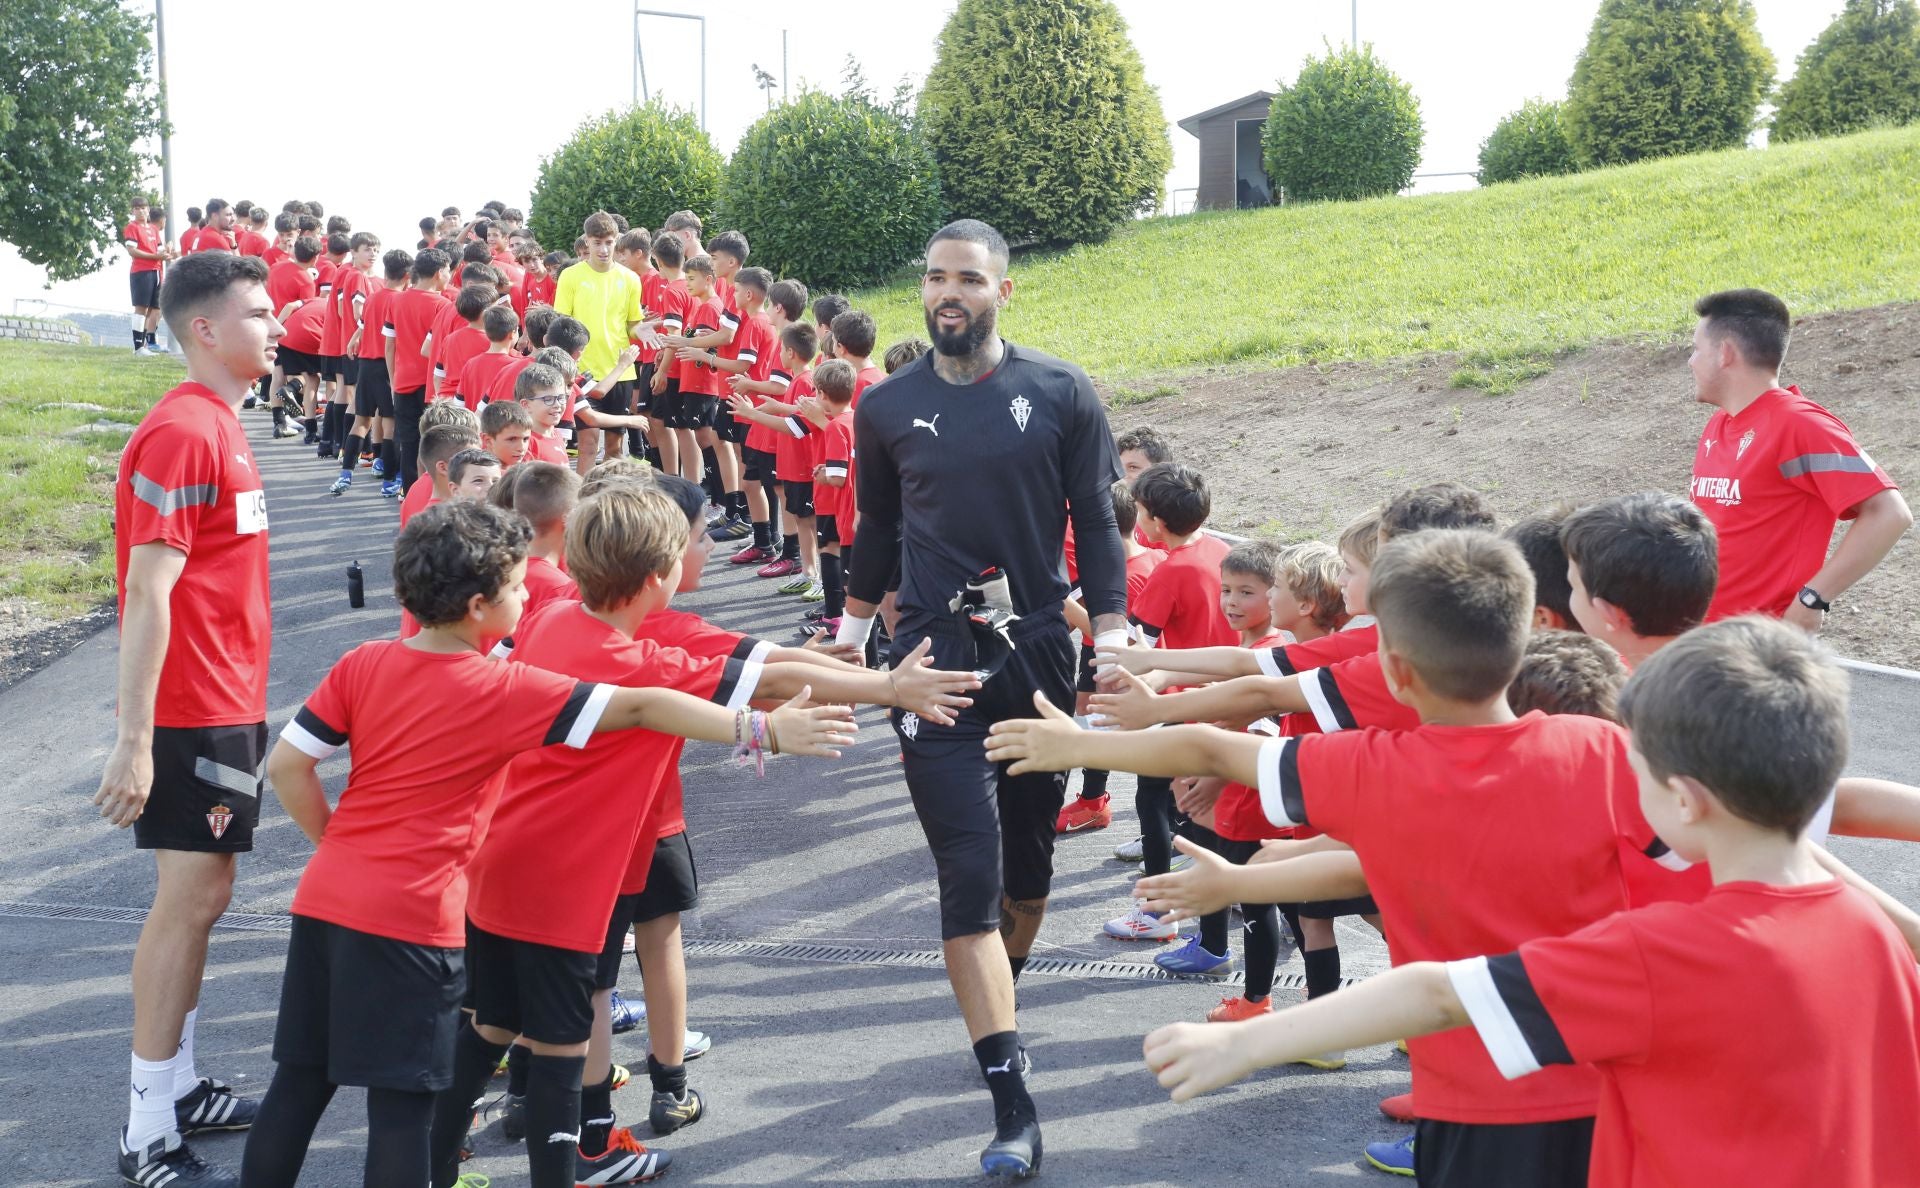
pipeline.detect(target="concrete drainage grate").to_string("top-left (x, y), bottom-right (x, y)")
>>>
top-left (0, 900), bottom-right (294, 932)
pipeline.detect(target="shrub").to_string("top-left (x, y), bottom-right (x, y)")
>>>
top-left (1773, 0), bottom-right (1920, 142)
top-left (918, 0), bottom-right (1171, 247)
top-left (1262, 43), bottom-right (1424, 203)
top-left (1477, 99), bottom-right (1580, 184)
top-left (527, 102), bottom-right (723, 252)
top-left (719, 90), bottom-right (943, 292)
top-left (1565, 0), bottom-right (1776, 167)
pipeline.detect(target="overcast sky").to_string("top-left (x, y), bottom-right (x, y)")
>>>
top-left (1, 0), bottom-right (1835, 318)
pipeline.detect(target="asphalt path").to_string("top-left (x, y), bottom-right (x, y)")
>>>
top-left (1, 407), bottom-right (1915, 1187)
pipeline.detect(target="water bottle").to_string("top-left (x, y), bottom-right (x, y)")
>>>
top-left (347, 561), bottom-right (364, 608)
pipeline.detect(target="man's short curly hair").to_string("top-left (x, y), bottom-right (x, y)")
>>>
top-left (393, 500), bottom-right (531, 627)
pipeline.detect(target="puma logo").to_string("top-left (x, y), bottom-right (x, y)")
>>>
top-left (985, 1059), bottom-right (1013, 1075)
top-left (913, 415), bottom-right (940, 436)
top-left (131, 1083), bottom-right (148, 1099)
top-left (547, 1130), bottom-right (581, 1144)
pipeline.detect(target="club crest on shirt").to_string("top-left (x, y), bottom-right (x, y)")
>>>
top-left (899, 711), bottom-right (920, 740)
top-left (206, 804), bottom-right (233, 840)
top-left (1736, 429), bottom-right (1756, 460)
top-left (1010, 395), bottom-right (1031, 432)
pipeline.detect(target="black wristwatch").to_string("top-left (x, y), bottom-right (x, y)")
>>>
top-left (1798, 586), bottom-right (1831, 613)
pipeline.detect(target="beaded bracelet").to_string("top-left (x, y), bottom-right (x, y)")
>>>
top-left (733, 709), bottom-right (771, 777)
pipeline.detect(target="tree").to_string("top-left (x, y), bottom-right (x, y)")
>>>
top-left (1477, 99), bottom-right (1580, 184)
top-left (1773, 0), bottom-right (1920, 142)
top-left (1262, 43), bottom-right (1424, 203)
top-left (527, 102), bottom-right (723, 253)
top-left (719, 89), bottom-right (944, 293)
top-left (1564, 0), bottom-right (1776, 167)
top-left (918, 0), bottom-right (1171, 247)
top-left (0, 0), bottom-right (163, 283)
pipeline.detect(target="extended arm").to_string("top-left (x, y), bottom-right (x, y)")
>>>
top-left (1135, 837), bottom-right (1368, 921)
top-left (1096, 642), bottom-right (1264, 679)
top-left (1791, 490), bottom-right (1913, 630)
top-left (1090, 669), bottom-right (1306, 731)
top-left (1831, 777), bottom-right (1920, 842)
top-left (984, 693), bottom-right (1265, 782)
top-left (596, 685), bottom-right (857, 757)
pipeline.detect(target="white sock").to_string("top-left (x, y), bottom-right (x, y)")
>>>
top-left (128, 1054), bottom-right (178, 1149)
top-left (173, 1008), bottom-right (200, 1099)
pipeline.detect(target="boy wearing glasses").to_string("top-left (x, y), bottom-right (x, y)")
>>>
top-left (514, 363), bottom-right (573, 466)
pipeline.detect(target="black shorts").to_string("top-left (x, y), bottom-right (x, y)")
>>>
top-left (335, 355), bottom-right (359, 388)
top-left (1298, 894), bottom-right (1379, 919)
top-left (1075, 639), bottom-right (1098, 695)
top-left (130, 270), bottom-right (161, 308)
top-left (354, 357), bottom-right (394, 418)
top-left (273, 915), bottom-right (465, 1091)
top-left (712, 402), bottom-right (749, 444)
top-left (276, 347), bottom-right (320, 377)
top-left (816, 515), bottom-right (841, 548)
top-left (1414, 1116), bottom-right (1595, 1188)
top-left (742, 447), bottom-right (778, 483)
top-left (783, 480), bottom-right (815, 519)
top-left (467, 921), bottom-right (598, 1045)
top-left (589, 379), bottom-right (634, 417)
top-left (596, 892), bottom-right (645, 990)
top-left (651, 376), bottom-right (684, 427)
top-left (890, 613), bottom-right (1076, 939)
top-left (631, 830), bottom-right (699, 923)
top-left (318, 354), bottom-right (339, 382)
top-left (675, 392), bottom-right (720, 431)
top-left (134, 723), bottom-right (267, 853)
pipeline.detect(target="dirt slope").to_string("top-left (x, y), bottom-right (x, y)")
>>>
top-left (1108, 302), bottom-right (1920, 668)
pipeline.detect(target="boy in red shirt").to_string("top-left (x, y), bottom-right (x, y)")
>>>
top-left (1135, 616), bottom-right (1920, 1188)
top-left (457, 305), bottom-right (520, 410)
top-left (710, 267), bottom-right (781, 561)
top-left (317, 232), bottom-right (378, 453)
top-left (481, 305), bottom-right (558, 409)
top-left (658, 254), bottom-right (732, 497)
top-left (385, 249), bottom-right (453, 496)
top-left (805, 360), bottom-right (859, 631)
top-left (828, 309), bottom-right (885, 405)
top-left (431, 285), bottom-right (493, 402)
top-left (244, 499), bottom-right (858, 1188)
top-left (448, 448), bottom-right (502, 501)
top-left (333, 249), bottom-right (412, 489)
top-left (399, 423), bottom-right (480, 526)
top-left (727, 323), bottom-right (821, 593)
top-left (480, 400), bottom-right (534, 469)
top-left (644, 235), bottom-right (692, 479)
top-left (495, 462), bottom-right (580, 625)
top-left (515, 363), bottom-right (572, 466)
top-left (262, 212), bottom-right (293, 267)
top-left (123, 195), bottom-right (169, 353)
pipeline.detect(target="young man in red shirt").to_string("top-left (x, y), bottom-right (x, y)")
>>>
top-left (123, 195), bottom-right (170, 354)
top-left (242, 499), bottom-right (859, 1188)
top-left (235, 206), bottom-right (271, 259)
top-left (385, 248), bottom-right (453, 497)
top-left (1133, 616), bottom-right (1920, 1188)
top-left (331, 249), bottom-right (411, 490)
top-left (316, 232), bottom-right (379, 452)
top-left (431, 285), bottom-right (493, 403)
top-left (99, 251), bottom-right (282, 1188)
top-left (188, 199), bottom-right (236, 253)
top-left (1685, 288), bottom-right (1910, 629)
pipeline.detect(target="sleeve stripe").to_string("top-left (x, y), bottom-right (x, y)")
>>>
top-left (130, 472), bottom-right (218, 516)
top-left (731, 636), bottom-right (773, 663)
top-left (489, 637), bottom-right (514, 659)
top-left (821, 462), bottom-right (849, 477)
top-left (1779, 452), bottom-right (1876, 479)
top-left (281, 706), bottom-right (346, 760)
top-left (713, 658), bottom-right (764, 711)
top-left (1642, 837), bottom-right (1693, 871)
top-left (738, 348), bottom-right (759, 364)
top-left (1255, 737), bottom-right (1307, 828)
top-left (783, 416), bottom-right (807, 438)
top-left (382, 324), bottom-right (397, 338)
top-left (545, 681), bottom-right (614, 748)
top-left (720, 312), bottom-right (741, 329)
top-left (1301, 667), bottom-right (1357, 732)
top-left (1256, 646), bottom-right (1294, 678)
top-left (1449, 956), bottom-right (1547, 1080)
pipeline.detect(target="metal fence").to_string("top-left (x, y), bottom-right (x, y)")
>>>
top-left (8, 299), bottom-right (178, 353)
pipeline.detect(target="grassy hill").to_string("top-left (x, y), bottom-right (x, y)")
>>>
top-left (855, 125), bottom-right (1920, 388)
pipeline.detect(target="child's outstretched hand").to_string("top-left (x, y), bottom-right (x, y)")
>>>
top-left (800, 627), bottom-right (866, 665)
top-left (1144, 1020), bottom-right (1257, 1102)
top-left (1134, 836), bottom-right (1238, 922)
top-left (888, 638), bottom-right (979, 725)
top-left (983, 692), bottom-right (1083, 775)
top-left (1087, 667), bottom-right (1160, 731)
top-left (768, 686), bottom-right (858, 758)
top-left (727, 391), bottom-right (756, 415)
top-left (1092, 641), bottom-right (1156, 680)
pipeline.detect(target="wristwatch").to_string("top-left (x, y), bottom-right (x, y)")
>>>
top-left (1797, 586), bottom-right (1831, 613)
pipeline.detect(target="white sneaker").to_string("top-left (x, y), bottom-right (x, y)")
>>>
top-left (1104, 902), bottom-right (1179, 941)
top-left (133, 345), bottom-right (150, 356)
top-left (1114, 836), bottom-right (1144, 862)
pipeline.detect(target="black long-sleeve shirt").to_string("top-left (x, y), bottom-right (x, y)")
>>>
top-left (848, 342), bottom-right (1126, 637)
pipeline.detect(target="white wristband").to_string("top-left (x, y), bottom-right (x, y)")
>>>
top-left (835, 613), bottom-right (876, 649)
top-left (1092, 629), bottom-right (1131, 678)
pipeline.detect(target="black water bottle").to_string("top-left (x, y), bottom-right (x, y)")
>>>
top-left (346, 561), bottom-right (364, 608)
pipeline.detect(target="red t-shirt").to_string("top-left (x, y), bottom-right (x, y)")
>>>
top-left (261, 244), bottom-right (288, 268)
top-left (425, 300), bottom-right (467, 388)
top-left (319, 268), bottom-right (348, 358)
top-left (114, 383), bottom-right (270, 727)
top-left (1691, 386), bottom-right (1897, 620)
top-left (740, 326), bottom-right (787, 456)
top-left (527, 273), bottom-right (556, 310)
top-left (1132, 534), bottom-right (1235, 651)
top-left (527, 430), bottom-right (569, 466)
top-left (358, 284), bottom-right (399, 362)
top-left (1255, 620), bottom-right (1378, 677)
top-left (398, 482), bottom-right (437, 530)
top-left (458, 350), bottom-right (515, 409)
top-left (522, 556), bottom-right (578, 623)
top-left (469, 603), bottom-right (759, 951)
top-left (678, 295), bottom-right (727, 393)
top-left (124, 220), bottom-right (163, 273)
top-left (1257, 713), bottom-right (1639, 1123)
top-left (433, 325), bottom-right (488, 400)
top-left (266, 260), bottom-right (317, 315)
top-left (1453, 880), bottom-right (1920, 1186)
top-left (851, 363), bottom-right (885, 408)
top-left (235, 228), bottom-right (271, 258)
top-left (655, 278), bottom-right (691, 375)
top-left (314, 256), bottom-right (339, 296)
top-left (187, 225), bottom-right (234, 254)
top-left (772, 370), bottom-right (818, 484)
top-left (635, 269), bottom-right (666, 365)
top-left (1296, 651), bottom-right (1422, 734)
top-left (330, 267), bottom-right (368, 356)
top-left (278, 301), bottom-right (326, 355)
top-left (817, 410), bottom-right (857, 539)
top-left (279, 641), bottom-right (611, 946)
top-left (485, 355), bottom-right (533, 407)
top-left (387, 289), bottom-right (449, 393)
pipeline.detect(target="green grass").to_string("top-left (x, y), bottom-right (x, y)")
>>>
top-left (856, 125), bottom-right (1920, 384)
top-left (0, 340), bottom-right (182, 616)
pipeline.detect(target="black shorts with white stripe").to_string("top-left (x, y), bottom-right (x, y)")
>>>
top-left (134, 723), bottom-right (268, 853)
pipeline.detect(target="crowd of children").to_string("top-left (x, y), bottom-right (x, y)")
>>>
top-left (113, 193), bottom-right (1920, 1188)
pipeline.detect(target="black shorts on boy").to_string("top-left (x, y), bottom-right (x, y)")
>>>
top-left (466, 923), bottom-right (598, 1046)
top-left (273, 915), bottom-right (466, 1091)
top-left (631, 830), bottom-right (699, 923)
top-left (354, 358), bottom-right (395, 418)
top-left (782, 481), bottom-right (815, 519)
top-left (131, 271), bottom-right (161, 309)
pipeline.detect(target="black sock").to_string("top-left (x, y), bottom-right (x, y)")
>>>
top-left (148, 330), bottom-right (160, 348)
top-left (427, 1025), bottom-right (509, 1188)
top-left (578, 1069), bottom-right (616, 1157)
top-left (507, 1042), bottom-right (530, 1097)
top-left (381, 438), bottom-right (399, 480)
top-left (752, 520), bottom-right (772, 550)
top-left (341, 433), bottom-right (365, 473)
top-left (1008, 954), bottom-right (1028, 983)
top-left (821, 553), bottom-right (845, 617)
top-left (271, 406), bottom-right (288, 432)
top-left (1136, 777), bottom-right (1175, 876)
top-left (701, 449), bottom-right (723, 502)
top-left (1200, 907), bottom-right (1230, 958)
top-left (132, 328), bottom-right (144, 349)
top-left (972, 1031), bottom-right (1033, 1120)
top-left (1304, 945), bottom-right (1342, 1000)
top-left (323, 403), bottom-right (344, 444)
top-left (781, 533), bottom-right (800, 561)
top-left (525, 1054), bottom-right (587, 1188)
top-left (1280, 906), bottom-right (1305, 951)
top-left (1080, 768), bottom-right (1109, 800)
top-left (1242, 904), bottom-right (1280, 1001)
top-left (238, 1061), bottom-right (337, 1188)
top-left (646, 1053), bottom-right (687, 1097)
top-left (364, 1086), bottom-right (435, 1188)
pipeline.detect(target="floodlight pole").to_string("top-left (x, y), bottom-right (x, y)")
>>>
top-left (1352, 1), bottom-right (1358, 48)
top-left (633, 7), bottom-right (707, 129)
top-left (154, 0), bottom-right (173, 230)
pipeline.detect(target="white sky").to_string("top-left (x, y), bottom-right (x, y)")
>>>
top-left (1, 0), bottom-right (1836, 317)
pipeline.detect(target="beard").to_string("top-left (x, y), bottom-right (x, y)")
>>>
top-left (925, 302), bottom-right (996, 357)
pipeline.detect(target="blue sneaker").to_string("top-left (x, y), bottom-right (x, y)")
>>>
top-left (1364, 1133), bottom-right (1416, 1177)
top-left (328, 472), bottom-right (351, 496)
top-left (1153, 935), bottom-right (1231, 976)
top-left (371, 455), bottom-right (386, 476)
top-left (380, 478), bottom-right (403, 499)
top-left (609, 988), bottom-right (646, 1035)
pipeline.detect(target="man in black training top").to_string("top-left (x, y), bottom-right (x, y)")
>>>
top-left (837, 219), bottom-right (1129, 1179)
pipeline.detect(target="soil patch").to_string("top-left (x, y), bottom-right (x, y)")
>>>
top-left (0, 601), bottom-right (114, 693)
top-left (1106, 302), bottom-right (1920, 668)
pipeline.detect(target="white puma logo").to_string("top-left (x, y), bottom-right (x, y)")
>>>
top-left (985, 1059), bottom-right (1012, 1075)
top-left (913, 415), bottom-right (940, 436)
top-left (547, 1130), bottom-right (581, 1145)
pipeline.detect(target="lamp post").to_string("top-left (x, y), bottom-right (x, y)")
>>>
top-left (154, 0), bottom-right (173, 232)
